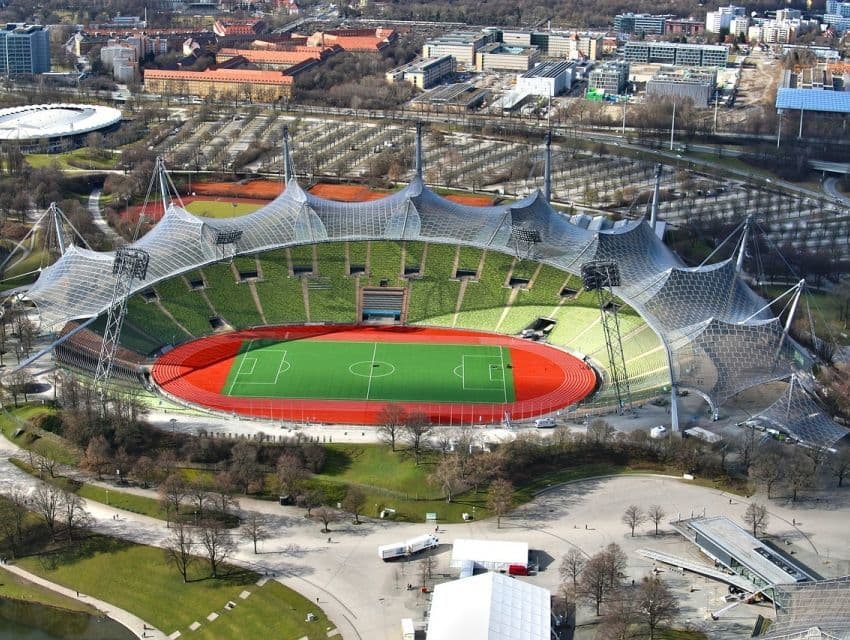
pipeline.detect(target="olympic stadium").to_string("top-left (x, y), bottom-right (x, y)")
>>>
top-left (0, 103), bottom-right (122, 150)
top-left (18, 131), bottom-right (850, 445)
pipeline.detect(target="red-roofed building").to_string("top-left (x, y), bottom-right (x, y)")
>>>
top-left (217, 44), bottom-right (340, 69)
top-left (213, 19), bottom-right (266, 38)
top-left (144, 67), bottom-right (294, 100)
top-left (305, 27), bottom-right (396, 52)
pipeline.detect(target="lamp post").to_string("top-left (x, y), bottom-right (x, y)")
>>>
top-left (170, 418), bottom-right (177, 434)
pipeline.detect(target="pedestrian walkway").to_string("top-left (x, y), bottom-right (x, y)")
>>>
top-left (1, 562), bottom-right (167, 640)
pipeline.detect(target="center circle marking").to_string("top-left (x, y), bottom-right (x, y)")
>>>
top-left (349, 360), bottom-right (396, 378)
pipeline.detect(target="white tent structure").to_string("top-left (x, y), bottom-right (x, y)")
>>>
top-left (427, 572), bottom-right (550, 640)
top-left (450, 539), bottom-right (529, 573)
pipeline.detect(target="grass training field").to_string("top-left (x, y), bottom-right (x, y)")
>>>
top-left (222, 338), bottom-right (516, 404)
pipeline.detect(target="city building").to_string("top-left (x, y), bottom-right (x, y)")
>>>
top-left (213, 19), bottom-right (267, 38)
top-left (422, 31), bottom-right (492, 67)
top-left (0, 23), bottom-right (50, 75)
top-left (822, 0), bottom-right (850, 31)
top-left (143, 67), bottom-right (296, 101)
top-left (217, 45), bottom-right (340, 71)
top-left (624, 42), bottom-right (728, 68)
top-left (100, 44), bottom-right (136, 83)
top-left (516, 60), bottom-right (575, 96)
top-left (748, 15), bottom-right (817, 43)
top-left (664, 18), bottom-right (706, 36)
top-left (305, 28), bottom-right (396, 53)
top-left (385, 55), bottom-right (455, 89)
top-left (588, 61), bottom-right (629, 95)
top-left (475, 42), bottom-right (540, 72)
top-left (410, 82), bottom-right (490, 113)
top-left (705, 5), bottom-right (746, 33)
top-left (647, 67), bottom-right (717, 107)
top-left (613, 13), bottom-right (673, 35)
top-left (679, 516), bottom-right (819, 590)
top-left (548, 32), bottom-right (603, 61)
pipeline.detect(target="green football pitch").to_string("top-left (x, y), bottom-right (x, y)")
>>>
top-left (222, 339), bottom-right (516, 404)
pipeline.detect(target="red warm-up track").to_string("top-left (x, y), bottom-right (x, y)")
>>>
top-left (151, 325), bottom-right (598, 425)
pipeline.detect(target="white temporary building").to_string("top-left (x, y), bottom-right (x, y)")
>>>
top-left (450, 539), bottom-right (529, 572)
top-left (426, 572), bottom-right (550, 640)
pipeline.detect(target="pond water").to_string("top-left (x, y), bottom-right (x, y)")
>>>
top-left (0, 598), bottom-right (136, 640)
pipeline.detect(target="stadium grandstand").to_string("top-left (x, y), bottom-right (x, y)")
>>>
top-left (13, 128), bottom-right (849, 439)
top-left (0, 103), bottom-right (122, 152)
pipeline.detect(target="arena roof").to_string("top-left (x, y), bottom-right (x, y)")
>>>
top-left (0, 103), bottom-right (122, 142)
top-left (21, 142), bottom-right (841, 426)
top-left (763, 577), bottom-right (850, 640)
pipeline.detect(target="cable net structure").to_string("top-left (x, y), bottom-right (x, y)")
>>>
top-left (762, 577), bottom-right (850, 640)
top-left (754, 375), bottom-right (850, 449)
top-left (18, 159), bottom-right (842, 433)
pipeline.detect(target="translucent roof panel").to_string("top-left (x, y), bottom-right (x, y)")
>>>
top-left (764, 577), bottom-right (850, 640)
top-left (755, 376), bottom-right (850, 449)
top-left (776, 88), bottom-right (850, 114)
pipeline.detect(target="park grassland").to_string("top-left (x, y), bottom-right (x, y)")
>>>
top-left (0, 566), bottom-right (101, 615)
top-left (17, 536), bottom-right (331, 639)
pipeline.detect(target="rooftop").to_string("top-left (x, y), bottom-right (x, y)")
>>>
top-left (426, 573), bottom-right (549, 640)
top-left (0, 103), bottom-right (122, 142)
top-left (688, 516), bottom-right (819, 586)
top-left (144, 67), bottom-right (294, 85)
top-left (521, 60), bottom-right (575, 78)
top-left (776, 87), bottom-right (850, 113)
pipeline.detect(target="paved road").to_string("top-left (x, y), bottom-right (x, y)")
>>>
top-left (87, 188), bottom-right (123, 248)
top-left (823, 177), bottom-right (850, 207)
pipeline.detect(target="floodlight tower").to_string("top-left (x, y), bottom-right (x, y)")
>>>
top-left (94, 247), bottom-right (150, 401)
top-left (580, 261), bottom-right (632, 412)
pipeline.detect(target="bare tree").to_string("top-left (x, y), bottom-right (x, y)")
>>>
top-left (647, 504), bottom-right (666, 536)
top-left (376, 403), bottom-right (407, 451)
top-left (750, 448), bottom-right (785, 499)
top-left (742, 502), bottom-right (769, 537)
top-left (81, 435), bottom-right (113, 480)
top-left (229, 441), bottom-right (262, 494)
top-left (622, 504), bottom-right (646, 537)
top-left (636, 576), bottom-right (679, 640)
top-left (159, 473), bottom-right (187, 527)
top-left (240, 512), bottom-right (269, 554)
top-left (486, 478), bottom-right (514, 529)
top-left (403, 412), bottom-right (431, 465)
top-left (164, 521), bottom-right (196, 583)
top-left (212, 472), bottom-right (239, 515)
top-left (199, 519), bottom-right (234, 578)
top-left (32, 484), bottom-right (62, 541)
top-left (314, 506), bottom-right (339, 533)
top-left (187, 478), bottom-right (213, 522)
top-left (830, 448), bottom-right (850, 487)
top-left (559, 548), bottom-right (586, 589)
top-left (300, 488), bottom-right (323, 517)
top-left (599, 588), bottom-right (639, 640)
top-left (587, 419), bottom-right (615, 445)
top-left (0, 488), bottom-right (29, 557)
top-left (341, 485), bottom-right (367, 524)
top-left (786, 450), bottom-right (813, 502)
top-left (578, 553), bottom-right (610, 616)
top-left (61, 491), bottom-right (91, 542)
top-left (429, 455), bottom-right (465, 503)
top-left (275, 453), bottom-right (307, 498)
top-left (602, 543), bottom-right (627, 589)
top-left (132, 456), bottom-right (158, 488)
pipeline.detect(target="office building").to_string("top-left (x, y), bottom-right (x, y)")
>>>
top-left (516, 60), bottom-right (575, 96)
top-left (705, 5), bottom-right (746, 33)
top-left (664, 18), bottom-right (706, 36)
top-left (613, 13), bottom-right (673, 35)
top-left (422, 32), bottom-right (492, 68)
top-left (475, 43), bottom-right (540, 72)
top-left (0, 23), bottom-right (50, 75)
top-left (647, 67), bottom-right (717, 107)
top-left (588, 61), bottom-right (629, 95)
top-left (385, 55), bottom-right (455, 89)
top-left (624, 42), bottom-right (728, 68)
top-left (144, 68), bottom-right (295, 101)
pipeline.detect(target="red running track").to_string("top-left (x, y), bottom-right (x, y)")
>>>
top-left (151, 325), bottom-right (598, 425)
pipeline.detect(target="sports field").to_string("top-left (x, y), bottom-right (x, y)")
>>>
top-left (152, 325), bottom-right (597, 424)
top-left (223, 339), bottom-right (515, 403)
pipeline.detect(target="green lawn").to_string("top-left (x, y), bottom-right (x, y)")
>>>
top-left (0, 566), bottom-right (100, 615)
top-left (185, 200), bottom-right (263, 218)
top-left (0, 406), bottom-right (80, 466)
top-left (17, 536), bottom-right (332, 639)
top-left (26, 148), bottom-right (118, 171)
top-left (223, 339), bottom-right (515, 403)
top-left (1, 249), bottom-right (50, 282)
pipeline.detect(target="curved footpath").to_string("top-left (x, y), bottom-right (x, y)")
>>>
top-left (0, 563), bottom-right (167, 640)
top-left (2, 429), bottom-right (850, 639)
